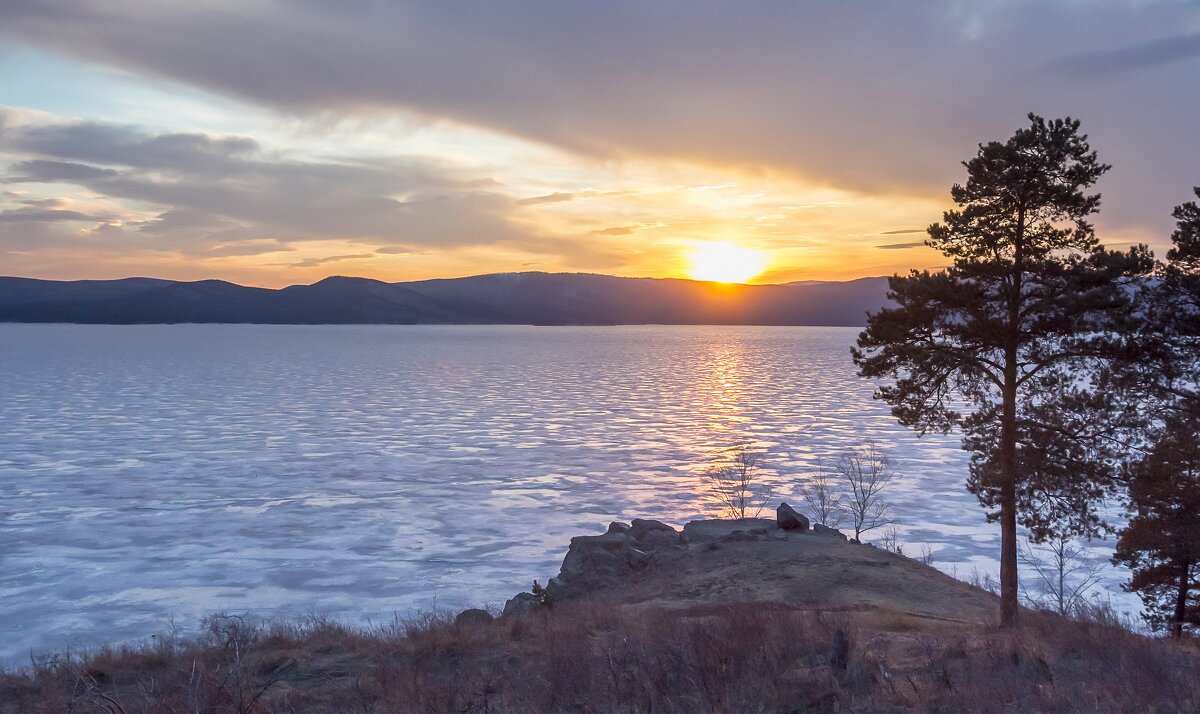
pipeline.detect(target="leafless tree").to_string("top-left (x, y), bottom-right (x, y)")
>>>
top-left (800, 468), bottom-right (844, 527)
top-left (1018, 535), bottom-right (1106, 617)
top-left (830, 443), bottom-right (894, 541)
top-left (878, 526), bottom-right (902, 555)
top-left (704, 444), bottom-right (772, 520)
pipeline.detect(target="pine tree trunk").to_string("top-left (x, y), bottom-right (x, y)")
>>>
top-left (998, 402), bottom-right (1020, 626)
top-left (998, 215), bottom-right (1024, 627)
top-left (997, 344), bottom-right (1020, 625)
top-left (1173, 559), bottom-right (1190, 639)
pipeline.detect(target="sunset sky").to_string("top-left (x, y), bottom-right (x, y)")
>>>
top-left (1, 1), bottom-right (1197, 287)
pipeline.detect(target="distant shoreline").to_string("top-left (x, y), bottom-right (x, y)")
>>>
top-left (0, 272), bottom-right (889, 326)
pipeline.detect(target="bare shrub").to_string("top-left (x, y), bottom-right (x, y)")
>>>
top-left (1018, 535), bottom-right (1106, 617)
top-left (830, 442), bottom-right (895, 541)
top-left (966, 567), bottom-right (1000, 595)
top-left (800, 468), bottom-right (844, 526)
top-left (879, 526), bottom-right (902, 555)
top-left (703, 444), bottom-right (772, 519)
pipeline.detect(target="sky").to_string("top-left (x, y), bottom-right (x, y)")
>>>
top-left (0, 1), bottom-right (1197, 287)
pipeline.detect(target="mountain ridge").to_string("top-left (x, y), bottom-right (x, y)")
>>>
top-left (0, 272), bottom-right (891, 326)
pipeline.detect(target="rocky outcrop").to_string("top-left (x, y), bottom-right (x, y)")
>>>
top-left (492, 512), bottom-right (1002, 628)
top-left (499, 513), bottom-right (877, 617)
top-left (542, 518), bottom-right (682, 602)
top-left (499, 514), bottom-right (861, 614)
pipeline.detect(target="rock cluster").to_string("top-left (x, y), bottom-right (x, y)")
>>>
top-left (550, 518), bottom-right (682, 600)
top-left (498, 512), bottom-right (850, 617)
top-left (498, 518), bottom-right (683, 615)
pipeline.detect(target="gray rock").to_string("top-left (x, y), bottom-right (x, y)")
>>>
top-left (813, 523), bottom-right (848, 540)
top-left (777, 502), bottom-right (810, 532)
top-left (454, 608), bottom-right (494, 627)
top-left (636, 528), bottom-right (681, 551)
top-left (544, 576), bottom-right (570, 601)
top-left (628, 519), bottom-right (677, 540)
top-left (560, 532), bottom-right (626, 579)
top-left (681, 518), bottom-right (777, 544)
top-left (502, 592), bottom-right (538, 617)
top-left (542, 518), bottom-right (684, 602)
top-left (623, 546), bottom-right (651, 568)
top-left (718, 529), bottom-right (759, 542)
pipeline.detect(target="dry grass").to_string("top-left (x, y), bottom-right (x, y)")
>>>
top-left (2, 602), bottom-right (1198, 713)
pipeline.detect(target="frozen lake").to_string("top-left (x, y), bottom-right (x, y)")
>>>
top-left (0, 324), bottom-right (1134, 662)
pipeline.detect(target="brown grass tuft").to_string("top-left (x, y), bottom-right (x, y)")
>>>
top-left (1, 602), bottom-right (1197, 712)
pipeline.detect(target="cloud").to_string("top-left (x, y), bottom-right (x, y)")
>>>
top-left (374, 245), bottom-right (423, 255)
top-left (516, 192), bottom-right (573, 205)
top-left (202, 240), bottom-right (294, 258)
top-left (2, 1), bottom-right (1196, 281)
top-left (4, 160), bottom-right (118, 183)
top-left (0, 206), bottom-right (99, 222)
top-left (1, 0), bottom-right (1197, 238)
top-left (880, 229), bottom-right (926, 236)
top-left (1049, 31), bottom-right (1200, 78)
top-left (0, 109), bottom-right (534, 256)
top-left (875, 241), bottom-right (927, 250)
top-left (286, 253), bottom-right (375, 268)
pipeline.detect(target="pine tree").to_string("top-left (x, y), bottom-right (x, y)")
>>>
top-left (1158, 188), bottom-right (1200, 418)
top-left (853, 114), bottom-right (1152, 625)
top-left (1114, 188), bottom-right (1200, 637)
top-left (1114, 416), bottom-right (1200, 637)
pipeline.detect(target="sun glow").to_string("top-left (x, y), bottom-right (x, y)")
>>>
top-left (686, 243), bottom-right (769, 284)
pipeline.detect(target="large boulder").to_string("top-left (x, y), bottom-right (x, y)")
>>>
top-left (627, 519), bottom-right (680, 549)
top-left (502, 592), bottom-right (538, 617)
top-left (681, 518), bottom-right (777, 544)
top-left (777, 503), bottom-right (810, 532)
top-left (813, 523), bottom-right (848, 540)
top-left (545, 518), bottom-right (683, 602)
top-left (455, 608), bottom-right (494, 627)
top-left (559, 532), bottom-right (628, 580)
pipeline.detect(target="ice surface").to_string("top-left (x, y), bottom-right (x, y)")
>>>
top-left (0, 324), bottom-right (1137, 663)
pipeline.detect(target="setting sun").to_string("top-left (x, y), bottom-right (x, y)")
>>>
top-left (686, 243), bottom-right (769, 284)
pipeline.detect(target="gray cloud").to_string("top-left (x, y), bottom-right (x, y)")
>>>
top-left (8, 122), bottom-right (259, 172)
top-left (0, 0), bottom-right (1196, 260)
top-left (516, 192), bottom-right (574, 206)
top-left (1050, 31), bottom-right (1200, 78)
top-left (0, 206), bottom-right (99, 222)
top-left (876, 241), bottom-right (927, 250)
top-left (374, 245), bottom-right (423, 255)
top-left (4, 160), bottom-right (118, 183)
top-left (286, 253), bottom-right (375, 268)
top-left (1, 0), bottom-right (1197, 243)
top-left (0, 110), bottom-right (533, 256)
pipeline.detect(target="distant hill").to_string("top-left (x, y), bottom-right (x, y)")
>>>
top-left (0, 273), bottom-right (891, 326)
